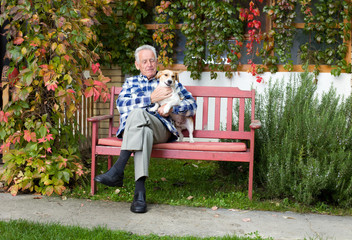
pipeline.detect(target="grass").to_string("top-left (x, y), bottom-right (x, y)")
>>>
top-left (67, 156), bottom-right (352, 216)
top-left (0, 220), bottom-right (271, 240)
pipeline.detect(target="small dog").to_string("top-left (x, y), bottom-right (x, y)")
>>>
top-left (150, 70), bottom-right (194, 143)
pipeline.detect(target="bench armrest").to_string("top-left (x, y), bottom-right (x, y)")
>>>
top-left (250, 120), bottom-right (262, 129)
top-left (87, 115), bottom-right (113, 122)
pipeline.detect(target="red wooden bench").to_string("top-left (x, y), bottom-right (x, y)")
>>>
top-left (88, 86), bottom-right (261, 199)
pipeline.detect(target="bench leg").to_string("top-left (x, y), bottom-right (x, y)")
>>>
top-left (107, 155), bottom-right (112, 170)
top-left (248, 160), bottom-right (253, 200)
top-left (91, 153), bottom-right (96, 195)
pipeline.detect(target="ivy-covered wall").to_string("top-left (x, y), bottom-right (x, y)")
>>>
top-left (96, 0), bottom-right (352, 83)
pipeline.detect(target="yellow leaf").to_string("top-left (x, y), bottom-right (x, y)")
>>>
top-left (63, 22), bottom-right (72, 31)
top-left (21, 47), bottom-right (27, 55)
top-left (10, 184), bottom-right (19, 196)
top-left (55, 44), bottom-right (66, 55)
top-left (64, 74), bottom-right (72, 84)
top-left (51, 42), bottom-right (57, 51)
top-left (45, 186), bottom-right (54, 196)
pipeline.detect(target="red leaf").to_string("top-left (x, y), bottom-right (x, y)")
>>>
top-left (23, 130), bottom-right (37, 142)
top-left (84, 87), bottom-right (94, 98)
top-left (93, 87), bottom-right (100, 102)
top-left (93, 80), bottom-right (104, 87)
top-left (0, 111), bottom-right (10, 123)
top-left (8, 68), bottom-right (19, 80)
top-left (64, 55), bottom-right (70, 61)
top-left (91, 63), bottom-right (100, 74)
top-left (84, 78), bottom-right (94, 87)
top-left (13, 37), bottom-right (24, 45)
top-left (39, 64), bottom-right (49, 69)
top-left (23, 130), bottom-right (32, 142)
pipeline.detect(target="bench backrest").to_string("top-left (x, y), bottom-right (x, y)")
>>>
top-left (108, 86), bottom-right (256, 140)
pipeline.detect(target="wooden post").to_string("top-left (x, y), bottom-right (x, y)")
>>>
top-left (1, 65), bottom-right (9, 109)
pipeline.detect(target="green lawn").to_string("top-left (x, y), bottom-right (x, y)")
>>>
top-left (0, 220), bottom-right (270, 240)
top-left (68, 157), bottom-right (351, 216)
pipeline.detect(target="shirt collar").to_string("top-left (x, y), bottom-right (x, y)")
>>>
top-left (139, 72), bottom-right (158, 81)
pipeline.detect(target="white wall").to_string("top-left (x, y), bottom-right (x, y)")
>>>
top-left (179, 71), bottom-right (351, 135)
top-left (179, 71), bottom-right (352, 98)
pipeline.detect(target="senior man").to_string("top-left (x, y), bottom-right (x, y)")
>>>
top-left (94, 45), bottom-right (197, 213)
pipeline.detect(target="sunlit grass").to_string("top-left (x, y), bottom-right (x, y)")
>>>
top-left (67, 157), bottom-right (352, 216)
top-left (0, 220), bottom-right (271, 240)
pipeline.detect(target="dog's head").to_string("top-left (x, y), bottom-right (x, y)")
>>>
top-left (156, 70), bottom-right (178, 87)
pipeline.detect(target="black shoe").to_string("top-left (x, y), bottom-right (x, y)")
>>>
top-left (130, 191), bottom-right (147, 213)
top-left (94, 171), bottom-right (123, 187)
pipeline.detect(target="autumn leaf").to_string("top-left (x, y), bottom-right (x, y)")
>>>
top-left (84, 87), bottom-right (94, 98)
top-left (45, 185), bottom-right (54, 196)
top-left (102, 5), bottom-right (113, 16)
top-left (24, 130), bottom-right (36, 142)
top-left (63, 55), bottom-right (70, 61)
top-left (0, 111), bottom-right (11, 123)
top-left (93, 80), bottom-right (105, 87)
top-left (39, 64), bottom-right (49, 69)
top-left (10, 184), bottom-right (19, 196)
top-left (80, 18), bottom-right (94, 27)
top-left (54, 185), bottom-right (66, 195)
top-left (55, 44), bottom-right (66, 55)
top-left (211, 206), bottom-right (218, 211)
top-left (93, 87), bottom-right (100, 102)
top-left (13, 37), bottom-right (24, 45)
top-left (91, 63), bottom-right (100, 74)
top-left (8, 67), bottom-right (19, 80)
top-left (45, 81), bottom-right (58, 91)
top-left (84, 78), bottom-right (94, 87)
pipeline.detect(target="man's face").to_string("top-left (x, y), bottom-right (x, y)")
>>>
top-left (135, 49), bottom-right (157, 80)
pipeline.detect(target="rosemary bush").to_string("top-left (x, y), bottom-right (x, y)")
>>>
top-left (255, 72), bottom-right (352, 207)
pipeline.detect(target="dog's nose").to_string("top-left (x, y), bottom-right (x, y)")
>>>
top-left (167, 79), bottom-right (172, 85)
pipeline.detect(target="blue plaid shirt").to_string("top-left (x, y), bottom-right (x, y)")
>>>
top-left (116, 73), bottom-right (197, 141)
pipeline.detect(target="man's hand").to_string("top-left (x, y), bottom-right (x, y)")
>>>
top-left (158, 104), bottom-right (173, 117)
top-left (151, 85), bottom-right (172, 103)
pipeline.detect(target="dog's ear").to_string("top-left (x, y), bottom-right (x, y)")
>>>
top-left (156, 71), bottom-right (164, 79)
top-left (175, 71), bottom-right (183, 82)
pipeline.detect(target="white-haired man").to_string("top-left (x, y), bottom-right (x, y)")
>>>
top-left (94, 45), bottom-right (197, 213)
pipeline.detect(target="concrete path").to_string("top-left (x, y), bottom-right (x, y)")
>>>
top-left (1, 193), bottom-right (352, 239)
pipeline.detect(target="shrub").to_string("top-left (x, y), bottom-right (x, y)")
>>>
top-left (0, 0), bottom-right (111, 196)
top-left (255, 72), bottom-right (352, 207)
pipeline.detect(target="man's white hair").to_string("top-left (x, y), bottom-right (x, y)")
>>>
top-left (135, 45), bottom-right (157, 63)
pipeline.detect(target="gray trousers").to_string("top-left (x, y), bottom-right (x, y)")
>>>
top-left (121, 108), bottom-right (171, 181)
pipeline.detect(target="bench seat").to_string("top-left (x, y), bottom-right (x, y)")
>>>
top-left (98, 137), bottom-right (247, 152)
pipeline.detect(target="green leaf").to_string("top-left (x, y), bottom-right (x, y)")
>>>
top-left (23, 71), bottom-right (33, 86)
top-left (62, 171), bottom-right (70, 183)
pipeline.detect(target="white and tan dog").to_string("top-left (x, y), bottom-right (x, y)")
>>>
top-left (150, 70), bottom-right (194, 143)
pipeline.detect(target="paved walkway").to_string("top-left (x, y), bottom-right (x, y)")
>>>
top-left (1, 192), bottom-right (352, 239)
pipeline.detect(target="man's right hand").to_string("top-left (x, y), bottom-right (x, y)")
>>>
top-left (151, 85), bottom-right (172, 103)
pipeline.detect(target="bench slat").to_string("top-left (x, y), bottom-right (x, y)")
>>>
top-left (202, 97), bottom-right (208, 130)
top-left (98, 137), bottom-right (247, 152)
top-left (226, 98), bottom-right (233, 131)
top-left (214, 97), bottom-right (221, 131)
top-left (239, 98), bottom-right (245, 132)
